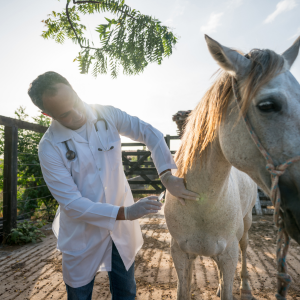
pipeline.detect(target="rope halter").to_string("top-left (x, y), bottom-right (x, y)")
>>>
top-left (232, 77), bottom-right (300, 300)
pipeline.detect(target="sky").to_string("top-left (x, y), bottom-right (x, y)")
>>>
top-left (1, 0), bottom-right (300, 149)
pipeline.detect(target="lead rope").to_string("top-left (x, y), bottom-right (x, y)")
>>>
top-left (231, 77), bottom-right (300, 300)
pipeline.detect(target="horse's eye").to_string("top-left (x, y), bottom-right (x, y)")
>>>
top-left (257, 101), bottom-right (281, 113)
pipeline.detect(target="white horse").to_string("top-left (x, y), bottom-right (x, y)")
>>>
top-left (165, 35), bottom-right (300, 300)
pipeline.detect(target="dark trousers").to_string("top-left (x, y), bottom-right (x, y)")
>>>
top-left (65, 243), bottom-right (136, 300)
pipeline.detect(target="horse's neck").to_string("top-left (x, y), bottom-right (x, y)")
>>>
top-left (185, 137), bottom-right (232, 210)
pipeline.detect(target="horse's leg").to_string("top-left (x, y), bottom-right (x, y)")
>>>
top-left (214, 239), bottom-right (239, 300)
top-left (216, 267), bottom-right (221, 297)
top-left (216, 285), bottom-right (221, 297)
top-left (239, 213), bottom-right (253, 300)
top-left (171, 237), bottom-right (196, 300)
top-left (212, 256), bottom-right (221, 297)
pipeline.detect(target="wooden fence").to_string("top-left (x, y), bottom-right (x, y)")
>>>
top-left (0, 116), bottom-right (48, 240)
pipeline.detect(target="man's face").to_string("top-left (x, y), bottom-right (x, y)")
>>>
top-left (42, 83), bottom-right (87, 130)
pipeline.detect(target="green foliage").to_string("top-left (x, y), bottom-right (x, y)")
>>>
top-left (36, 219), bottom-right (49, 228)
top-left (41, 0), bottom-right (178, 78)
top-left (0, 159), bottom-right (3, 218)
top-left (0, 107), bottom-right (57, 222)
top-left (5, 220), bottom-right (46, 245)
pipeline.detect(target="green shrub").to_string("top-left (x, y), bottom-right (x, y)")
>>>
top-left (6, 220), bottom-right (46, 245)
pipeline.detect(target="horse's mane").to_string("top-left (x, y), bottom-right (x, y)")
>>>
top-left (175, 49), bottom-right (285, 178)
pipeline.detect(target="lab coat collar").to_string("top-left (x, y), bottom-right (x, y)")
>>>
top-left (50, 102), bottom-right (98, 144)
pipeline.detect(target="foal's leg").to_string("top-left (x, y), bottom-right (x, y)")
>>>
top-left (239, 213), bottom-right (253, 300)
top-left (216, 267), bottom-right (221, 297)
top-left (212, 256), bottom-right (221, 297)
top-left (171, 238), bottom-right (196, 300)
top-left (214, 239), bottom-right (239, 300)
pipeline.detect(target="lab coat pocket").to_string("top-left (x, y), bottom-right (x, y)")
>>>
top-left (57, 211), bottom-right (87, 252)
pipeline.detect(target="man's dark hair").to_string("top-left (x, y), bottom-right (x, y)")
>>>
top-left (28, 71), bottom-right (72, 112)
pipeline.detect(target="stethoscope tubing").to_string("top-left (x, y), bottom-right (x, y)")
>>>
top-left (94, 118), bottom-right (111, 152)
top-left (64, 110), bottom-right (113, 161)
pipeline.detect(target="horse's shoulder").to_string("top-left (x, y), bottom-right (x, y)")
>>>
top-left (231, 167), bottom-right (256, 187)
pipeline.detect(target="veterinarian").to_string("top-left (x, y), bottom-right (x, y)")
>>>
top-left (28, 71), bottom-right (199, 300)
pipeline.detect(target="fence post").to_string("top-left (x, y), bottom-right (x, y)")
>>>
top-left (254, 192), bottom-right (263, 216)
top-left (3, 125), bottom-right (18, 238)
top-left (165, 135), bottom-right (171, 149)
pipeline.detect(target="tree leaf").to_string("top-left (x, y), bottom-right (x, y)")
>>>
top-left (40, 0), bottom-right (178, 78)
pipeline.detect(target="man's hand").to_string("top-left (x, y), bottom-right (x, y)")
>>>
top-left (124, 196), bottom-right (162, 221)
top-left (160, 171), bottom-right (199, 205)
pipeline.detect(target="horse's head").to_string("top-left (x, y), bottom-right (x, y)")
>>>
top-left (205, 35), bottom-right (300, 244)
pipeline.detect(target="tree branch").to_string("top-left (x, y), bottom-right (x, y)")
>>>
top-left (72, 0), bottom-right (140, 23)
top-left (66, 1), bottom-right (99, 50)
top-left (47, 0), bottom-right (176, 77)
top-left (66, 0), bottom-right (153, 52)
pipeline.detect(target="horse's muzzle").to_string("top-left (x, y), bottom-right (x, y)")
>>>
top-left (279, 182), bottom-right (300, 244)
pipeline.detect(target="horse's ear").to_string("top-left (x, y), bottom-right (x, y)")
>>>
top-left (282, 36), bottom-right (300, 70)
top-left (204, 35), bottom-right (251, 79)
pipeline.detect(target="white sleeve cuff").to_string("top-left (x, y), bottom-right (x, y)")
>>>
top-left (157, 163), bottom-right (178, 175)
top-left (109, 205), bottom-right (121, 232)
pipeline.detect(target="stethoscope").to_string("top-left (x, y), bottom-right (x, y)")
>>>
top-left (64, 110), bottom-right (114, 161)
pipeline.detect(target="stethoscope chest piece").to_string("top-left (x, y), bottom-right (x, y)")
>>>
top-left (64, 141), bottom-right (76, 160)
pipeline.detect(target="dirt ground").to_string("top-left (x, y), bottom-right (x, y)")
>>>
top-left (0, 208), bottom-right (300, 300)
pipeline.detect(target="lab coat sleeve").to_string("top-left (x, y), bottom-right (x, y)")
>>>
top-left (39, 148), bottom-right (119, 231)
top-left (108, 106), bottom-right (177, 174)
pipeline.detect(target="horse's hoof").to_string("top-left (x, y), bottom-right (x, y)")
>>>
top-left (216, 285), bottom-right (220, 297)
top-left (240, 289), bottom-right (254, 300)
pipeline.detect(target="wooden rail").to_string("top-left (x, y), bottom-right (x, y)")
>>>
top-left (0, 115), bottom-right (48, 133)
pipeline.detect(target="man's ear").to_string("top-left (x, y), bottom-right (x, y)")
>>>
top-left (204, 35), bottom-right (251, 79)
top-left (282, 36), bottom-right (300, 70)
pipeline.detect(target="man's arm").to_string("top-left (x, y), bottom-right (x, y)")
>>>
top-left (106, 106), bottom-right (199, 204)
top-left (39, 142), bottom-right (161, 223)
top-left (159, 169), bottom-right (171, 176)
top-left (107, 106), bottom-right (177, 174)
top-left (117, 206), bottom-right (125, 220)
top-left (39, 144), bottom-right (120, 230)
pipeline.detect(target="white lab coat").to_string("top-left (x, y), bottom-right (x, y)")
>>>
top-left (38, 103), bottom-right (177, 288)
